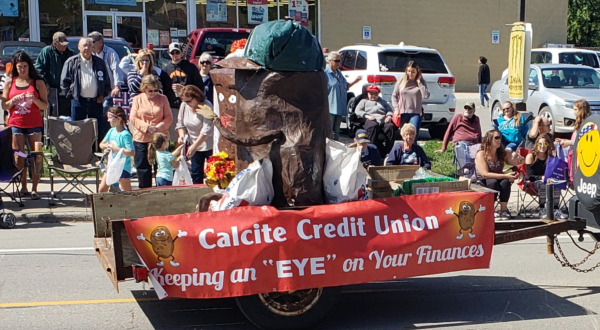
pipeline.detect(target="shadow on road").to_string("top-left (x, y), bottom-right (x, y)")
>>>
top-left (129, 275), bottom-right (596, 329)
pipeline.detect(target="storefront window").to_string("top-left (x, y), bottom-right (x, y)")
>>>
top-left (0, 0), bottom-right (29, 41)
top-left (196, 0), bottom-right (237, 29)
top-left (146, 0), bottom-right (187, 47)
top-left (278, 0), bottom-right (318, 35)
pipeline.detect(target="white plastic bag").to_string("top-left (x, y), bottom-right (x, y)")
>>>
top-left (215, 158), bottom-right (274, 210)
top-left (106, 148), bottom-right (126, 186)
top-left (323, 138), bottom-right (369, 204)
top-left (173, 157), bottom-right (193, 186)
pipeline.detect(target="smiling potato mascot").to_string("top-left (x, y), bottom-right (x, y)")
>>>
top-left (574, 116), bottom-right (600, 212)
top-left (137, 226), bottom-right (188, 267)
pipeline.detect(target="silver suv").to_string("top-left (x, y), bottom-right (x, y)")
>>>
top-left (338, 43), bottom-right (456, 139)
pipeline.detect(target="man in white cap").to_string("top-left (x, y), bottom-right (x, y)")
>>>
top-left (163, 42), bottom-right (204, 109)
top-left (35, 31), bottom-right (74, 117)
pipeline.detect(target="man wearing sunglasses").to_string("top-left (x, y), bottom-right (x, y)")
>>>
top-left (524, 115), bottom-right (552, 150)
top-left (163, 42), bottom-right (204, 109)
top-left (355, 84), bottom-right (395, 157)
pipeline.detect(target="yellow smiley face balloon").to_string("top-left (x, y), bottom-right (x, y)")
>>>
top-left (577, 123), bottom-right (600, 177)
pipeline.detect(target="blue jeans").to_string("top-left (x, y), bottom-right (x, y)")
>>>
top-left (479, 84), bottom-right (489, 106)
top-left (156, 177), bottom-right (172, 186)
top-left (329, 114), bottom-right (343, 141)
top-left (190, 149), bottom-right (212, 184)
top-left (400, 113), bottom-right (422, 139)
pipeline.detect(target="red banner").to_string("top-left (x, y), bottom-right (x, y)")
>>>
top-left (124, 191), bottom-right (495, 299)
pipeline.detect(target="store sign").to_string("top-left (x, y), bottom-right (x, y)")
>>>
top-left (207, 0), bottom-right (227, 22)
top-left (87, 0), bottom-right (136, 6)
top-left (288, 0), bottom-right (309, 27)
top-left (248, 0), bottom-right (268, 25)
top-left (0, 0), bottom-right (19, 17)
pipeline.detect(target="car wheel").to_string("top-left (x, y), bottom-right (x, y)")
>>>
top-left (539, 106), bottom-right (555, 136)
top-left (346, 96), bottom-right (357, 137)
top-left (428, 123), bottom-right (448, 140)
top-left (491, 101), bottom-right (502, 121)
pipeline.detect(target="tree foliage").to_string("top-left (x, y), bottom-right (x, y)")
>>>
top-left (568, 0), bottom-right (600, 46)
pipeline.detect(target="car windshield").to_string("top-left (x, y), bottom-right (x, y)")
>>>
top-left (541, 68), bottom-right (600, 89)
top-left (378, 51), bottom-right (448, 74)
top-left (199, 32), bottom-right (251, 58)
top-left (2, 46), bottom-right (44, 58)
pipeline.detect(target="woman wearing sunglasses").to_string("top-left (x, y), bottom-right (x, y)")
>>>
top-left (475, 129), bottom-right (525, 220)
top-left (197, 52), bottom-right (214, 104)
top-left (493, 101), bottom-right (529, 153)
top-left (524, 133), bottom-right (557, 217)
top-left (129, 75), bottom-right (173, 188)
top-left (126, 49), bottom-right (158, 104)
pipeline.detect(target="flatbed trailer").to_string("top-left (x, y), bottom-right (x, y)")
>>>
top-left (92, 185), bottom-right (590, 330)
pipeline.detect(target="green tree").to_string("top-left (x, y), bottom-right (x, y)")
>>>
top-left (568, 0), bottom-right (600, 46)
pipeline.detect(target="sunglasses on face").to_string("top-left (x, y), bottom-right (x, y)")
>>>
top-left (493, 136), bottom-right (502, 140)
top-left (368, 91), bottom-right (378, 95)
top-left (147, 89), bottom-right (160, 93)
top-left (139, 59), bottom-right (150, 63)
top-left (537, 142), bottom-right (549, 147)
top-left (331, 59), bottom-right (341, 63)
top-left (502, 107), bottom-right (512, 111)
top-left (200, 61), bottom-right (211, 65)
top-left (170, 50), bottom-right (181, 55)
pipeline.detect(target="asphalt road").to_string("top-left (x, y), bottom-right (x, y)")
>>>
top-left (2, 222), bottom-right (600, 330)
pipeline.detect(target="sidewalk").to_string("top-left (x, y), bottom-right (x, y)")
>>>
top-left (2, 174), bottom-right (548, 224)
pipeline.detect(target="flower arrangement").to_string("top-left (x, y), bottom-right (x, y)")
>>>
top-left (205, 151), bottom-right (236, 189)
top-left (229, 38), bottom-right (248, 54)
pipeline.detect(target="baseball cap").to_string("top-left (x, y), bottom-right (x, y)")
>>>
top-left (366, 85), bottom-right (380, 93)
top-left (168, 42), bottom-right (181, 53)
top-left (52, 32), bottom-right (69, 46)
top-left (355, 129), bottom-right (370, 144)
top-left (464, 101), bottom-right (476, 109)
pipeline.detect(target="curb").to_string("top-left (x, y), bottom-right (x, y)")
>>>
top-left (13, 212), bottom-right (92, 223)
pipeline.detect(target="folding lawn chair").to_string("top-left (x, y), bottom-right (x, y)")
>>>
top-left (0, 127), bottom-right (25, 207)
top-left (516, 148), bottom-right (561, 217)
top-left (454, 143), bottom-right (480, 179)
top-left (45, 117), bottom-right (101, 204)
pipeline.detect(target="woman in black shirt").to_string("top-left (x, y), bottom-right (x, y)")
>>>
top-left (524, 133), bottom-right (555, 214)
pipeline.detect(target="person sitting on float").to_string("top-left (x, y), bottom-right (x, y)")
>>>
top-left (493, 101), bottom-right (529, 153)
top-left (524, 133), bottom-right (557, 217)
top-left (353, 129), bottom-right (382, 168)
top-left (386, 123), bottom-right (431, 169)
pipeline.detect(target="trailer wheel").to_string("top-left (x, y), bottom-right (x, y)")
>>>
top-left (235, 286), bottom-right (342, 330)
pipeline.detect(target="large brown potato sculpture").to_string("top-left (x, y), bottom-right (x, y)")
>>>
top-left (211, 57), bottom-right (330, 207)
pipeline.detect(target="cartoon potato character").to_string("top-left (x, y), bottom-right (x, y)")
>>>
top-left (137, 226), bottom-right (187, 267)
top-left (577, 123), bottom-right (599, 177)
top-left (445, 201), bottom-right (486, 240)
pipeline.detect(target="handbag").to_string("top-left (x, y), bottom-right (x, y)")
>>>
top-left (543, 144), bottom-right (568, 190)
top-left (391, 89), bottom-right (402, 127)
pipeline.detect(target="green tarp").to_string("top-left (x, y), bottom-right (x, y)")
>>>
top-left (244, 20), bottom-right (324, 71)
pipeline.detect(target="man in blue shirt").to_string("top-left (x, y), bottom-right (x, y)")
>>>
top-left (325, 51), bottom-right (361, 140)
top-left (354, 129), bottom-right (382, 168)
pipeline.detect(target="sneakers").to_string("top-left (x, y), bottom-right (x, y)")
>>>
top-left (494, 210), bottom-right (513, 220)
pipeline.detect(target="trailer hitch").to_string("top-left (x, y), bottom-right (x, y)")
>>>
top-left (553, 231), bottom-right (600, 273)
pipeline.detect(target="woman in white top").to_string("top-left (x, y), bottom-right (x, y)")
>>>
top-left (175, 85), bottom-right (213, 184)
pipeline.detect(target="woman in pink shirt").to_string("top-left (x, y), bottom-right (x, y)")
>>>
top-left (129, 75), bottom-right (172, 188)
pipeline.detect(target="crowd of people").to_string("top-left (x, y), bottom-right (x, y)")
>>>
top-left (2, 30), bottom-right (215, 196)
top-left (1, 34), bottom-right (592, 220)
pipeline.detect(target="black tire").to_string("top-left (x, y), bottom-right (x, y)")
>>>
top-left (235, 286), bottom-right (342, 330)
top-left (346, 97), bottom-right (357, 137)
top-left (428, 123), bottom-right (448, 140)
top-left (539, 106), bottom-right (555, 136)
top-left (2, 213), bottom-right (16, 229)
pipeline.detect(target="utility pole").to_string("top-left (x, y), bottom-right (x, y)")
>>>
top-left (520, 0), bottom-right (526, 21)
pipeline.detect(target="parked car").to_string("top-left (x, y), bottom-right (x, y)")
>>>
top-left (489, 63), bottom-right (600, 134)
top-left (531, 47), bottom-right (600, 72)
top-left (183, 28), bottom-right (252, 66)
top-left (338, 43), bottom-right (456, 139)
top-left (0, 41), bottom-right (46, 76)
top-left (66, 37), bottom-right (133, 60)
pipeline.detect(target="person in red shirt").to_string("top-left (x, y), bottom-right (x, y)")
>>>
top-left (1, 51), bottom-right (49, 199)
top-left (436, 101), bottom-right (482, 153)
